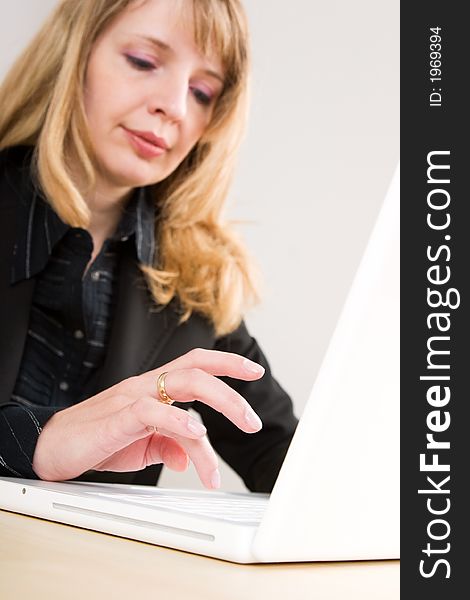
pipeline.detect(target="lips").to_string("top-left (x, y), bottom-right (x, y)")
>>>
top-left (124, 127), bottom-right (168, 150)
top-left (122, 126), bottom-right (169, 159)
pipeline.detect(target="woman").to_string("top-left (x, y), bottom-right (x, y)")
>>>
top-left (0, 0), bottom-right (297, 492)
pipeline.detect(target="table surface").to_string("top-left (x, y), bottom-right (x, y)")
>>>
top-left (0, 509), bottom-right (399, 600)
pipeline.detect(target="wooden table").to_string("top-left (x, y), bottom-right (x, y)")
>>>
top-left (0, 509), bottom-right (399, 599)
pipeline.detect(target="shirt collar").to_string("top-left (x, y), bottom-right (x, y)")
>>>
top-left (10, 153), bottom-right (156, 284)
top-left (113, 185), bottom-right (156, 266)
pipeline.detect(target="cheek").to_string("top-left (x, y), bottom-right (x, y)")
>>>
top-left (84, 74), bottom-right (107, 130)
top-left (85, 68), bottom-right (133, 131)
top-left (181, 114), bottom-right (212, 151)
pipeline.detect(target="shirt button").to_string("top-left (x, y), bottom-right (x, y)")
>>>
top-left (59, 381), bottom-right (69, 392)
top-left (121, 235), bottom-right (129, 242)
top-left (91, 271), bottom-right (100, 282)
top-left (74, 329), bottom-right (84, 340)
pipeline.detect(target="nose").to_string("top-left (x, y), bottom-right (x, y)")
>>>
top-left (148, 75), bottom-right (187, 122)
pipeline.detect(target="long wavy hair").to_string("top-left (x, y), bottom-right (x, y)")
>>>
top-left (0, 0), bottom-right (259, 336)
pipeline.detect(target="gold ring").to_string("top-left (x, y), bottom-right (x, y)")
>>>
top-left (157, 372), bottom-right (174, 405)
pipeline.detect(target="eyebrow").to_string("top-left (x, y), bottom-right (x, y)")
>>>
top-left (136, 34), bottom-right (225, 84)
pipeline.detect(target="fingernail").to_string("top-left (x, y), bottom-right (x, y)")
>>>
top-left (243, 358), bottom-right (265, 375)
top-left (187, 420), bottom-right (207, 436)
top-left (211, 469), bottom-right (221, 489)
top-left (245, 408), bottom-right (263, 430)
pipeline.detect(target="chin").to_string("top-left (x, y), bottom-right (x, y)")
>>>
top-left (99, 155), bottom-right (166, 189)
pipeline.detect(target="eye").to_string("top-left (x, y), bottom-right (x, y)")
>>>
top-left (125, 54), bottom-right (155, 71)
top-left (191, 87), bottom-right (212, 106)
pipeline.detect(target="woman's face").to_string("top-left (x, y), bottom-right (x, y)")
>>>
top-left (83, 0), bottom-right (224, 194)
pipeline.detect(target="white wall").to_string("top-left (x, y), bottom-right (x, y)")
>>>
top-left (1, 1), bottom-right (399, 491)
top-left (0, 1), bottom-right (58, 78)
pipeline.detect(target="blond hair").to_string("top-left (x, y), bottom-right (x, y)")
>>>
top-left (0, 0), bottom-right (259, 336)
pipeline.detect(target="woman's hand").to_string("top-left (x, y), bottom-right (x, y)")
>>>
top-left (32, 349), bottom-right (265, 489)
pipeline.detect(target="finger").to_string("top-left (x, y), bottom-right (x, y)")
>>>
top-left (172, 433), bottom-right (220, 490)
top-left (149, 348), bottom-right (265, 381)
top-left (163, 369), bottom-right (263, 433)
top-left (100, 397), bottom-right (209, 453)
top-left (148, 435), bottom-right (190, 472)
top-left (66, 398), bottom-right (208, 476)
top-left (91, 431), bottom-right (189, 473)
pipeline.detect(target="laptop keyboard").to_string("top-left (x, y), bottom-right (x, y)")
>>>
top-left (84, 489), bottom-right (269, 524)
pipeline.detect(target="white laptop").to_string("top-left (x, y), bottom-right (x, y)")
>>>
top-left (0, 166), bottom-right (400, 564)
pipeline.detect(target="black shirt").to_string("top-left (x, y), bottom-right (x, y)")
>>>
top-left (0, 147), bottom-right (156, 476)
